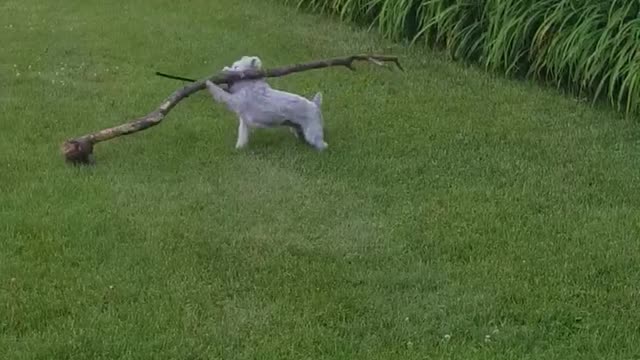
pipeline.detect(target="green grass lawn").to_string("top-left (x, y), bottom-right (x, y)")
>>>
top-left (2, 0), bottom-right (640, 358)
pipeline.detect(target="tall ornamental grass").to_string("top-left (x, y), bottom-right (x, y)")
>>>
top-left (284, 0), bottom-right (640, 117)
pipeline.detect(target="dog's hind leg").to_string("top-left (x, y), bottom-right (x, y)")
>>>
top-left (282, 120), bottom-right (306, 143)
top-left (301, 122), bottom-right (328, 151)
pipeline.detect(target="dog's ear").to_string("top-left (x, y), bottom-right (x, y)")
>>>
top-left (250, 57), bottom-right (261, 68)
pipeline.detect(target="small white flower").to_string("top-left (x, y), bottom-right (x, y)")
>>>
top-left (484, 335), bottom-right (491, 342)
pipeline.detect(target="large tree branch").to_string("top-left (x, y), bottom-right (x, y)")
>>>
top-left (61, 54), bottom-right (403, 165)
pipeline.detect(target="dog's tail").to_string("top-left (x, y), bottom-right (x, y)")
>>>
top-left (311, 92), bottom-right (322, 107)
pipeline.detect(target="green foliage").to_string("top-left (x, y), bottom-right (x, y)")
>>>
top-left (286, 0), bottom-right (640, 117)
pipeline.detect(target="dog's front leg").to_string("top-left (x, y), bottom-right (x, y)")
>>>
top-left (205, 80), bottom-right (234, 107)
top-left (236, 117), bottom-right (249, 149)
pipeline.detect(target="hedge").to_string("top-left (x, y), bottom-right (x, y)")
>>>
top-left (284, 0), bottom-right (640, 117)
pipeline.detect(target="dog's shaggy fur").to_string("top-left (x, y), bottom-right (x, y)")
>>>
top-left (205, 56), bottom-right (328, 150)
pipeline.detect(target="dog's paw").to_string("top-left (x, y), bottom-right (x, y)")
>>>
top-left (315, 142), bottom-right (328, 151)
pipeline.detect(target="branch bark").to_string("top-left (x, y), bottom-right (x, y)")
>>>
top-left (61, 54), bottom-right (403, 165)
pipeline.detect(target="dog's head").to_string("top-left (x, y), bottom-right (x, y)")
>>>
top-left (227, 56), bottom-right (263, 72)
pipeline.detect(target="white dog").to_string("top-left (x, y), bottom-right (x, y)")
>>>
top-left (205, 56), bottom-right (328, 151)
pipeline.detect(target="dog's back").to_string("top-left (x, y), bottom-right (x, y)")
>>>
top-left (231, 82), bottom-right (321, 127)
